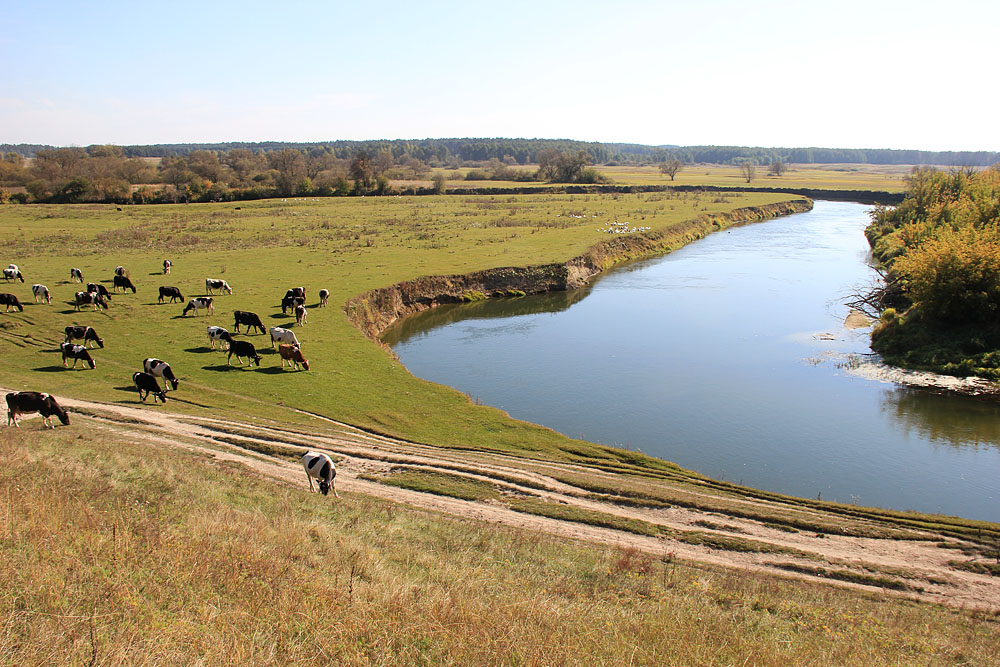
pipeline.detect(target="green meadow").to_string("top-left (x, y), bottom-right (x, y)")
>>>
top-left (0, 190), bottom-right (800, 461)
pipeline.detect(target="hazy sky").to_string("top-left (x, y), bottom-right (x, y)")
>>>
top-left (3, 0), bottom-right (996, 151)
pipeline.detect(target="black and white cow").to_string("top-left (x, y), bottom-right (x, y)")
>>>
top-left (132, 372), bottom-right (167, 403)
top-left (301, 451), bottom-right (339, 497)
top-left (158, 286), bottom-right (184, 303)
top-left (233, 310), bottom-right (266, 335)
top-left (205, 279), bottom-right (232, 295)
top-left (64, 325), bottom-right (104, 348)
top-left (143, 358), bottom-right (179, 391)
top-left (227, 339), bottom-right (262, 367)
top-left (295, 304), bottom-right (308, 326)
top-left (31, 284), bottom-right (51, 304)
top-left (113, 275), bottom-right (136, 293)
top-left (6, 391), bottom-right (70, 428)
top-left (281, 295), bottom-right (305, 315)
top-left (318, 288), bottom-right (329, 307)
top-left (60, 342), bottom-right (96, 369)
top-left (0, 293), bottom-right (24, 312)
top-left (163, 259), bottom-right (172, 274)
top-left (182, 297), bottom-right (214, 316)
top-left (269, 326), bottom-right (300, 348)
top-left (75, 291), bottom-right (108, 311)
top-left (285, 287), bottom-right (306, 301)
top-left (86, 282), bottom-right (112, 300)
top-left (70, 268), bottom-right (84, 283)
top-left (114, 266), bottom-right (127, 278)
top-left (2, 267), bottom-right (24, 283)
top-left (206, 326), bottom-right (232, 349)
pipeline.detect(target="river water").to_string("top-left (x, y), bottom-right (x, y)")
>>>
top-left (382, 201), bottom-right (1000, 522)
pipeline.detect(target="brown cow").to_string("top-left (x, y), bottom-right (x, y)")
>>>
top-left (278, 343), bottom-right (309, 370)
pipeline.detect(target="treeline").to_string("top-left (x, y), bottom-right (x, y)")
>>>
top-left (0, 145), bottom-right (608, 205)
top-left (3, 139), bottom-right (998, 167)
top-left (864, 166), bottom-right (1000, 378)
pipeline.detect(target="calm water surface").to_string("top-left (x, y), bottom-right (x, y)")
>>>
top-left (383, 201), bottom-right (1000, 521)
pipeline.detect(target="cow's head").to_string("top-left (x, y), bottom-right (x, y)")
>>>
top-left (318, 480), bottom-right (330, 496)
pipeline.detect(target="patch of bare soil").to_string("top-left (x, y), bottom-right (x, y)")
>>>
top-left (6, 387), bottom-right (998, 611)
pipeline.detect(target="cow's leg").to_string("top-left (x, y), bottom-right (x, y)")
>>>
top-left (306, 474), bottom-right (314, 492)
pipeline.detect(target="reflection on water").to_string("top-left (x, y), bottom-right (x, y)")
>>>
top-left (880, 387), bottom-right (1000, 451)
top-left (381, 288), bottom-right (591, 346)
top-left (385, 201), bottom-right (1000, 521)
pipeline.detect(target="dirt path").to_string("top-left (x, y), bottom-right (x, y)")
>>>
top-left (8, 387), bottom-right (999, 611)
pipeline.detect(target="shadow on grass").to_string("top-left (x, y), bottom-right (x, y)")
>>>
top-left (254, 366), bottom-right (285, 374)
top-left (184, 347), bottom-right (218, 354)
top-left (269, 313), bottom-right (294, 320)
top-left (32, 365), bottom-right (69, 372)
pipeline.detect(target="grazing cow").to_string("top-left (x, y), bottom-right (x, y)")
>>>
top-left (227, 339), bottom-right (262, 367)
top-left (0, 291), bottom-right (24, 314)
top-left (301, 451), bottom-right (339, 497)
top-left (7, 264), bottom-right (18, 272)
top-left (278, 343), bottom-right (309, 370)
top-left (285, 287), bottom-right (306, 301)
top-left (2, 267), bottom-right (24, 283)
top-left (60, 342), bottom-right (96, 369)
top-left (86, 282), bottom-right (112, 300)
top-left (158, 286), bottom-right (184, 303)
top-left (75, 291), bottom-right (108, 311)
top-left (182, 297), bottom-right (214, 316)
top-left (113, 274), bottom-right (136, 293)
top-left (295, 304), bottom-right (308, 326)
top-left (32, 284), bottom-right (51, 304)
top-left (64, 325), bottom-right (104, 348)
top-left (281, 295), bottom-right (305, 314)
top-left (132, 372), bottom-right (167, 403)
top-left (143, 358), bottom-right (179, 391)
top-left (163, 259), bottom-right (172, 274)
top-left (114, 266), bottom-right (127, 278)
top-left (205, 279), bottom-right (232, 295)
top-left (233, 310), bottom-right (266, 334)
top-left (70, 267), bottom-right (84, 282)
top-left (206, 326), bottom-right (233, 349)
top-left (6, 391), bottom-right (70, 428)
top-left (0, 293), bottom-right (24, 312)
top-left (318, 288), bottom-right (329, 307)
top-left (269, 326), bottom-right (300, 349)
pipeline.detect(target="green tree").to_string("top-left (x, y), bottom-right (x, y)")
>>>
top-left (267, 149), bottom-right (306, 196)
top-left (768, 160), bottom-right (787, 176)
top-left (349, 153), bottom-right (375, 193)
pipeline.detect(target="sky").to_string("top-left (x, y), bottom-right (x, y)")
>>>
top-left (2, 0), bottom-right (997, 151)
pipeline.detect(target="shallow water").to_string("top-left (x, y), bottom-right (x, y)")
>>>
top-left (383, 201), bottom-right (1000, 521)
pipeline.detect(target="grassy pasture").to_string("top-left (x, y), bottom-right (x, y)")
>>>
top-left (0, 190), bottom-right (800, 462)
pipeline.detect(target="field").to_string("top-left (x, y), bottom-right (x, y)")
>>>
top-left (423, 163), bottom-right (911, 193)
top-left (2, 191), bottom-right (999, 662)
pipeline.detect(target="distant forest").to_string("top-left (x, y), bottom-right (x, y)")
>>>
top-left (3, 138), bottom-right (999, 167)
top-left (1, 138), bottom-right (998, 205)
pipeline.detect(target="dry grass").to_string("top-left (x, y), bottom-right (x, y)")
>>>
top-left (3, 427), bottom-right (996, 665)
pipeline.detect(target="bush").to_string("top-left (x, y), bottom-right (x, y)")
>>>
top-left (464, 169), bottom-right (489, 181)
top-left (894, 227), bottom-right (1000, 323)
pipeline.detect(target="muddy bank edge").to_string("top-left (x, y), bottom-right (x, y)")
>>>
top-left (345, 198), bottom-right (813, 338)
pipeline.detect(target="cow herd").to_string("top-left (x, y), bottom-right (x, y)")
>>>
top-left (4, 259), bottom-right (324, 417)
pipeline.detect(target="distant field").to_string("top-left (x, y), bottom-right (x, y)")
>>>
top-left (415, 162), bottom-right (910, 192)
top-left (0, 190), bottom-right (802, 459)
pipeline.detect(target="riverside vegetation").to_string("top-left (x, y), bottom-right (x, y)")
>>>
top-left (865, 166), bottom-right (1000, 379)
top-left (2, 190), bottom-right (999, 663)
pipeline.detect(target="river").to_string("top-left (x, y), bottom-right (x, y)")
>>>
top-left (382, 201), bottom-right (1000, 522)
